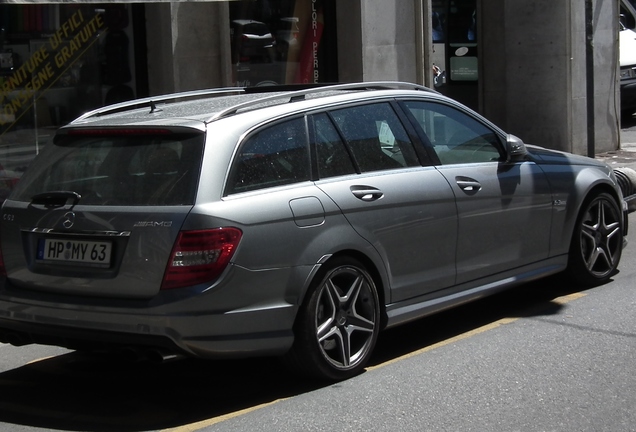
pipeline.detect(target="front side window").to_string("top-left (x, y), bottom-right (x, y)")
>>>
top-left (403, 101), bottom-right (501, 165)
top-left (10, 133), bottom-right (204, 206)
top-left (330, 103), bottom-right (420, 173)
top-left (228, 117), bottom-right (310, 194)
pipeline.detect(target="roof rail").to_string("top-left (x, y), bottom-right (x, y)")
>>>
top-left (207, 81), bottom-right (433, 122)
top-left (72, 87), bottom-right (245, 123)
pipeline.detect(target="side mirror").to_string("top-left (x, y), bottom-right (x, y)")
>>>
top-left (505, 134), bottom-right (528, 163)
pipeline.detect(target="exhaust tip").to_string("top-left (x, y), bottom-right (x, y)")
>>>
top-left (147, 349), bottom-right (183, 363)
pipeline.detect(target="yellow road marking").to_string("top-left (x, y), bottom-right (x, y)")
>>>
top-left (368, 292), bottom-right (586, 371)
top-left (26, 356), bottom-right (57, 365)
top-left (162, 291), bottom-right (585, 432)
top-left (366, 317), bottom-right (518, 371)
top-left (161, 400), bottom-right (287, 432)
top-left (553, 292), bottom-right (586, 304)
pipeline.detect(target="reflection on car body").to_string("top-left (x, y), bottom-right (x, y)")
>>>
top-left (0, 82), bottom-right (627, 381)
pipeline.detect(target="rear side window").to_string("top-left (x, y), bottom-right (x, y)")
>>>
top-left (311, 113), bottom-right (356, 178)
top-left (330, 103), bottom-right (420, 173)
top-left (228, 117), bottom-right (310, 194)
top-left (10, 132), bottom-right (204, 206)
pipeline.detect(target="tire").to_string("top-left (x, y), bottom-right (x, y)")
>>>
top-left (285, 257), bottom-right (381, 381)
top-left (567, 192), bottom-right (623, 286)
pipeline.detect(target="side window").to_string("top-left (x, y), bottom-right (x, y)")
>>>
top-left (229, 118), bottom-right (310, 194)
top-left (404, 101), bottom-right (502, 165)
top-left (330, 103), bottom-right (420, 173)
top-left (311, 113), bottom-right (356, 178)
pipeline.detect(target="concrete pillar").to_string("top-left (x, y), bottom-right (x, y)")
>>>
top-left (481, 0), bottom-right (619, 154)
top-left (144, 2), bottom-right (232, 95)
top-left (336, 0), bottom-right (422, 84)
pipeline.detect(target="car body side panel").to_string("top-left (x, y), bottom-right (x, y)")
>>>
top-left (316, 167), bottom-right (458, 303)
top-left (190, 182), bottom-right (387, 305)
top-left (526, 145), bottom-right (623, 256)
top-left (435, 161), bottom-right (553, 284)
top-left (533, 164), bottom-right (623, 257)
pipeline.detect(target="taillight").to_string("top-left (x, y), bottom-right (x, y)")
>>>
top-left (161, 228), bottom-right (242, 290)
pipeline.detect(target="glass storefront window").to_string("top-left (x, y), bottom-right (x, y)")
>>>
top-left (431, 0), bottom-right (478, 109)
top-left (0, 1), bottom-right (337, 202)
top-left (0, 4), bottom-right (138, 201)
top-left (229, 0), bottom-right (336, 87)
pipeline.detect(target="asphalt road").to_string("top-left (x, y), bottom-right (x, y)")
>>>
top-left (0, 210), bottom-right (633, 432)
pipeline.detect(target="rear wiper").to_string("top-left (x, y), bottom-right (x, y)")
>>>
top-left (31, 191), bottom-right (82, 209)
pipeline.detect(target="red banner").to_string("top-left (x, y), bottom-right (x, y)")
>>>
top-left (295, 1), bottom-right (324, 84)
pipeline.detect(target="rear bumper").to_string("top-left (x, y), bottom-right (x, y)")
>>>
top-left (0, 307), bottom-right (296, 359)
top-left (0, 265), bottom-right (302, 359)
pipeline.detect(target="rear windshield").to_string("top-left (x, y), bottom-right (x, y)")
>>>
top-left (10, 132), bottom-right (204, 206)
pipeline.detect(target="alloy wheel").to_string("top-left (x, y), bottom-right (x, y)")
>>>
top-left (579, 195), bottom-right (622, 279)
top-left (314, 265), bottom-right (378, 371)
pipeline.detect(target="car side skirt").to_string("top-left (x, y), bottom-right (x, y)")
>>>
top-left (384, 256), bottom-right (568, 329)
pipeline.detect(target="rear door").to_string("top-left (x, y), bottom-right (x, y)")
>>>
top-left (0, 129), bottom-right (204, 299)
top-left (311, 103), bottom-right (458, 303)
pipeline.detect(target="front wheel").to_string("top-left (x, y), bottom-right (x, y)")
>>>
top-left (567, 192), bottom-right (623, 286)
top-left (285, 257), bottom-right (381, 381)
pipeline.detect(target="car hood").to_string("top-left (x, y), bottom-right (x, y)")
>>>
top-left (526, 145), bottom-right (609, 169)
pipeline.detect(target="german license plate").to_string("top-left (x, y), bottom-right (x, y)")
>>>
top-left (37, 238), bottom-right (112, 266)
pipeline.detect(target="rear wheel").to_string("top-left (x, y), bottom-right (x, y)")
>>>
top-left (568, 192), bottom-right (623, 285)
top-left (286, 257), bottom-right (380, 381)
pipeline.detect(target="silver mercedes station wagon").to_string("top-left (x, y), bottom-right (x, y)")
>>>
top-left (0, 82), bottom-right (627, 380)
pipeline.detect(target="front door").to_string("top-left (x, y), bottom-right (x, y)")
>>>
top-left (402, 99), bottom-right (553, 285)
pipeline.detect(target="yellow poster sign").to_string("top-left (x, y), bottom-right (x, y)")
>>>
top-left (0, 10), bottom-right (105, 128)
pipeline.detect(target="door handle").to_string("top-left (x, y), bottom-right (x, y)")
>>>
top-left (350, 185), bottom-right (384, 201)
top-left (456, 177), bottom-right (482, 192)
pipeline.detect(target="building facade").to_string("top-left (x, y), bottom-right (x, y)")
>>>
top-left (0, 0), bottom-right (621, 199)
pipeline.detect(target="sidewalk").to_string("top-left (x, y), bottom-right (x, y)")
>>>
top-left (595, 137), bottom-right (636, 170)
